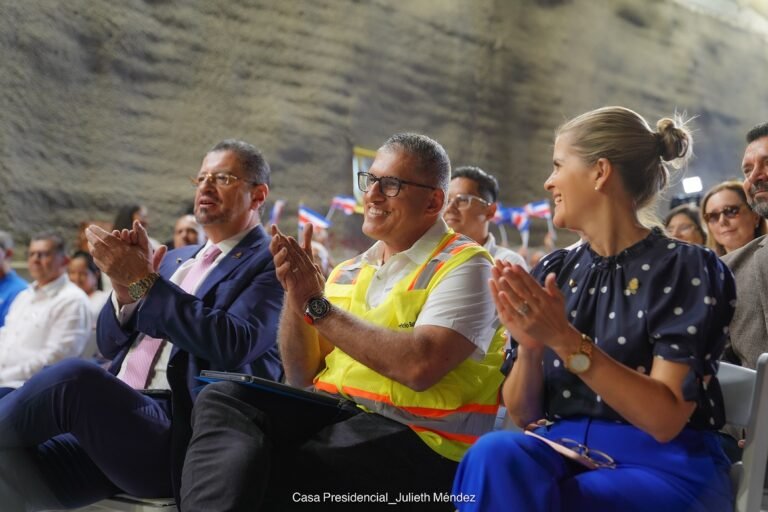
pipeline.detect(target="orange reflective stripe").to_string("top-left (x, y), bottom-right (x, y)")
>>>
top-left (407, 234), bottom-right (461, 291)
top-left (313, 381), bottom-right (339, 394)
top-left (432, 233), bottom-right (461, 255)
top-left (398, 402), bottom-right (499, 418)
top-left (449, 242), bottom-right (476, 255)
top-left (328, 257), bottom-right (363, 285)
top-left (335, 384), bottom-right (497, 417)
top-left (339, 385), bottom-right (394, 405)
top-left (411, 425), bottom-right (479, 445)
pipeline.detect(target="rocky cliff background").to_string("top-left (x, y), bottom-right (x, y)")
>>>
top-left (2, 0), bottom-right (768, 260)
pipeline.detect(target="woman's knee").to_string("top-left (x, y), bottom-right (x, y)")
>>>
top-left (467, 431), bottom-right (530, 464)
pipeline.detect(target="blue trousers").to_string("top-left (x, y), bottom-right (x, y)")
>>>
top-left (0, 358), bottom-right (173, 508)
top-left (452, 418), bottom-right (732, 512)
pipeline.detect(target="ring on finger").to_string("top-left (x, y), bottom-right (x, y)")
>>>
top-left (516, 301), bottom-right (531, 316)
top-left (291, 267), bottom-right (299, 273)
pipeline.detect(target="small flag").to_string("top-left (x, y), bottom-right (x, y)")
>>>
top-left (298, 205), bottom-right (332, 230)
top-left (524, 200), bottom-right (552, 219)
top-left (268, 199), bottom-right (286, 226)
top-left (492, 204), bottom-right (511, 225)
top-left (509, 207), bottom-right (530, 232)
top-left (330, 195), bottom-right (357, 216)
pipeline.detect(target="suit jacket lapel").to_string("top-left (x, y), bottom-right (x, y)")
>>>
top-left (193, 225), bottom-right (269, 299)
top-left (168, 225), bottom-right (269, 361)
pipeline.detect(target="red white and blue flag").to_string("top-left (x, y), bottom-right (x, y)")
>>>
top-left (492, 204), bottom-right (510, 225)
top-left (509, 207), bottom-right (530, 232)
top-left (524, 200), bottom-right (551, 219)
top-left (330, 195), bottom-right (357, 216)
top-left (298, 205), bottom-right (332, 230)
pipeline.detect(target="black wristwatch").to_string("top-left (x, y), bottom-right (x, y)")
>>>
top-left (303, 296), bottom-right (332, 325)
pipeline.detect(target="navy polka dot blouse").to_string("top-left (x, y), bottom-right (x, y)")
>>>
top-left (507, 228), bottom-right (736, 430)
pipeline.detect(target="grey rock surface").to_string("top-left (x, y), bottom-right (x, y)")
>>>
top-left (1, 0), bottom-right (767, 258)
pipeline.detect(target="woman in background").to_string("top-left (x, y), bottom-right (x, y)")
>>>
top-left (452, 107), bottom-right (735, 512)
top-left (701, 180), bottom-right (766, 255)
top-left (67, 251), bottom-right (108, 361)
top-left (664, 203), bottom-right (706, 245)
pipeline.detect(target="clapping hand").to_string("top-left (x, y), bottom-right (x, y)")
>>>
top-left (490, 260), bottom-right (572, 352)
top-left (269, 224), bottom-right (326, 316)
top-left (86, 220), bottom-right (166, 304)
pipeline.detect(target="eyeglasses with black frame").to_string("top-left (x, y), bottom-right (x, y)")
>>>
top-left (703, 204), bottom-right (743, 225)
top-left (190, 172), bottom-right (255, 189)
top-left (357, 172), bottom-right (436, 198)
top-left (447, 193), bottom-right (490, 210)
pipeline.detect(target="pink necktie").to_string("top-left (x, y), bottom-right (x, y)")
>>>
top-left (120, 245), bottom-right (222, 389)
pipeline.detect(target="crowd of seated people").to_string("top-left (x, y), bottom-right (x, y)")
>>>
top-left (0, 116), bottom-right (767, 512)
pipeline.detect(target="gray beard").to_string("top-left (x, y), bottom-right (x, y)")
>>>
top-left (751, 199), bottom-right (768, 220)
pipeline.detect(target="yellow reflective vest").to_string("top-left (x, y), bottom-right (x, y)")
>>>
top-left (314, 230), bottom-right (506, 461)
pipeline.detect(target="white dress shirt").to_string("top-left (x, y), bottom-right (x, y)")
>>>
top-left (0, 274), bottom-right (92, 388)
top-left (484, 232), bottom-right (529, 270)
top-left (114, 227), bottom-right (252, 389)
top-left (356, 219), bottom-right (497, 357)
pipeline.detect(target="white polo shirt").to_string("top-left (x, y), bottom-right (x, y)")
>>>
top-left (355, 219), bottom-right (497, 357)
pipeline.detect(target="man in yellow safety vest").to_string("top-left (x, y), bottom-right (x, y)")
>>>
top-left (180, 133), bottom-right (506, 511)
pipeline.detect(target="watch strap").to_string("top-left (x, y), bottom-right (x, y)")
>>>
top-left (127, 272), bottom-right (160, 302)
top-left (303, 296), bottom-right (332, 325)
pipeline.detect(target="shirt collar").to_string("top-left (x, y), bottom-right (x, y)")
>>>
top-left (483, 232), bottom-right (497, 252)
top-left (360, 218), bottom-right (450, 267)
top-left (199, 225), bottom-right (256, 259)
top-left (32, 273), bottom-right (68, 296)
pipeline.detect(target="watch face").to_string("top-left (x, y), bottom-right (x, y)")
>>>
top-left (128, 282), bottom-right (146, 301)
top-left (568, 353), bottom-right (591, 374)
top-left (307, 297), bottom-right (331, 318)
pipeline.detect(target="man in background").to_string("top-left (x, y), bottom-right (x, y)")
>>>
top-left (0, 231), bottom-right (27, 327)
top-left (0, 232), bottom-right (90, 388)
top-left (443, 166), bottom-right (527, 269)
top-left (170, 214), bottom-right (205, 249)
top-left (723, 122), bottom-right (768, 369)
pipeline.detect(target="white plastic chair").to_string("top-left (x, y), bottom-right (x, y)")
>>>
top-left (718, 353), bottom-right (768, 512)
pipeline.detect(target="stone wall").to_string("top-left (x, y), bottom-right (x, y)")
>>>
top-left (1, 0), bottom-right (767, 257)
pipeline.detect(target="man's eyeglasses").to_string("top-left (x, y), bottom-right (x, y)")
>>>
top-left (703, 205), bottom-right (743, 224)
top-left (27, 250), bottom-right (54, 260)
top-left (447, 193), bottom-right (490, 210)
top-left (190, 172), bottom-right (255, 189)
top-left (357, 172), bottom-right (436, 198)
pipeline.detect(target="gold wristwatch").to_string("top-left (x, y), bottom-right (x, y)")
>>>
top-left (127, 273), bottom-right (160, 301)
top-left (564, 333), bottom-right (594, 374)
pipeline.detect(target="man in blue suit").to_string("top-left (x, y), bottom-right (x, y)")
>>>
top-left (0, 139), bottom-right (283, 510)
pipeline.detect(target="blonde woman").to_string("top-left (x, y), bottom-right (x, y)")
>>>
top-left (453, 107), bottom-right (735, 512)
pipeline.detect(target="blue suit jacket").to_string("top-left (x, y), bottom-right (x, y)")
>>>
top-left (96, 225), bottom-right (283, 497)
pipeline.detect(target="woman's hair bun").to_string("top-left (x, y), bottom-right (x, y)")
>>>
top-left (656, 117), bottom-right (692, 163)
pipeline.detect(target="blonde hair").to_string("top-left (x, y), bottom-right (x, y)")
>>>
top-left (701, 180), bottom-right (768, 255)
top-left (556, 106), bottom-right (692, 210)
